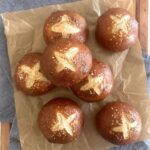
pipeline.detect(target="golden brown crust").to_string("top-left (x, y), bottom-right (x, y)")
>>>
top-left (40, 39), bottom-right (93, 87)
top-left (15, 52), bottom-right (54, 95)
top-left (96, 8), bottom-right (138, 51)
top-left (71, 59), bottom-right (113, 102)
top-left (38, 98), bottom-right (84, 144)
top-left (96, 102), bottom-right (142, 145)
top-left (43, 10), bottom-right (88, 44)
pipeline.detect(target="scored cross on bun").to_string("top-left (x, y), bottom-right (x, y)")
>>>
top-left (15, 52), bottom-right (54, 95)
top-left (71, 59), bottom-right (113, 102)
top-left (43, 10), bottom-right (88, 44)
top-left (96, 102), bottom-right (142, 145)
top-left (40, 39), bottom-right (93, 87)
top-left (38, 98), bottom-right (84, 144)
top-left (96, 8), bottom-right (138, 51)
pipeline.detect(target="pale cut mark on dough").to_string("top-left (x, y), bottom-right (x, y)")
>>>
top-left (127, 34), bottom-right (136, 41)
top-left (18, 62), bottom-right (48, 88)
top-left (112, 113), bottom-right (138, 140)
top-left (51, 112), bottom-right (76, 136)
top-left (80, 74), bottom-right (104, 95)
top-left (103, 78), bottom-right (113, 92)
top-left (54, 47), bottom-right (79, 72)
top-left (110, 15), bottom-right (131, 35)
top-left (106, 84), bottom-right (113, 91)
top-left (51, 15), bottom-right (80, 38)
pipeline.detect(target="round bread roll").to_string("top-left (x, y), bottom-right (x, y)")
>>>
top-left (96, 102), bottom-right (142, 145)
top-left (40, 39), bottom-right (93, 87)
top-left (71, 59), bottom-right (113, 102)
top-left (15, 52), bottom-right (54, 95)
top-left (43, 10), bottom-right (88, 44)
top-left (38, 98), bottom-right (84, 144)
top-left (96, 8), bottom-right (138, 51)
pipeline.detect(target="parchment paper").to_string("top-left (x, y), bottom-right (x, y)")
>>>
top-left (2, 0), bottom-right (150, 150)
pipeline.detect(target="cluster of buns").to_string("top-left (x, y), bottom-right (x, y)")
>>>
top-left (15, 9), bottom-right (141, 145)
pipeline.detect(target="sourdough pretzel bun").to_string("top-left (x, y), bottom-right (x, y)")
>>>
top-left (71, 59), bottom-right (113, 102)
top-left (15, 52), bottom-right (54, 95)
top-left (96, 102), bottom-right (142, 145)
top-left (96, 8), bottom-right (138, 51)
top-left (40, 39), bottom-right (93, 87)
top-left (44, 10), bottom-right (88, 44)
top-left (38, 98), bottom-right (84, 144)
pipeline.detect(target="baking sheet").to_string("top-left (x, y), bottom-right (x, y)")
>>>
top-left (2, 0), bottom-right (150, 149)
